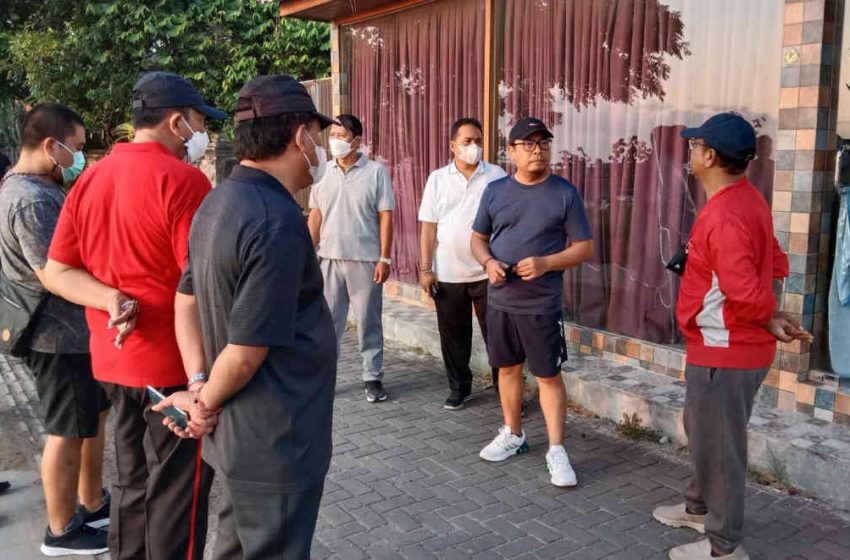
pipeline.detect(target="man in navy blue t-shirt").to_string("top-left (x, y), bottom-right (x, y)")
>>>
top-left (471, 117), bottom-right (593, 487)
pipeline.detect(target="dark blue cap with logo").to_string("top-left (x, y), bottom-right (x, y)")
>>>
top-left (681, 112), bottom-right (757, 163)
top-left (509, 117), bottom-right (554, 144)
top-left (132, 71), bottom-right (227, 120)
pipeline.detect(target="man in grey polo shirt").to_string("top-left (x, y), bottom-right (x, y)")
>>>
top-left (308, 114), bottom-right (395, 403)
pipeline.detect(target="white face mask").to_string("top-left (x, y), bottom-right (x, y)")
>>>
top-left (302, 132), bottom-right (328, 184)
top-left (329, 138), bottom-right (354, 158)
top-left (180, 117), bottom-right (209, 163)
top-left (457, 143), bottom-right (483, 166)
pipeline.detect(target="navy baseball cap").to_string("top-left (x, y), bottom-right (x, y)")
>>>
top-left (234, 75), bottom-right (336, 129)
top-left (509, 117), bottom-right (554, 144)
top-left (681, 112), bottom-right (757, 162)
top-left (132, 72), bottom-right (227, 120)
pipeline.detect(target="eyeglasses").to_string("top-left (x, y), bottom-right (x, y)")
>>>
top-left (688, 139), bottom-right (710, 150)
top-left (510, 139), bottom-right (552, 152)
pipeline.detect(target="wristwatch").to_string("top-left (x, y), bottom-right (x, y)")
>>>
top-left (188, 372), bottom-right (208, 386)
top-left (380, 257), bottom-right (392, 265)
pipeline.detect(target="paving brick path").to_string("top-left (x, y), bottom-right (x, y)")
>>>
top-left (2, 335), bottom-right (850, 559)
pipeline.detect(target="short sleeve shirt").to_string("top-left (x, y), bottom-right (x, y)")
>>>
top-left (418, 161), bottom-right (507, 283)
top-left (309, 154), bottom-right (394, 261)
top-left (48, 142), bottom-right (211, 387)
top-left (0, 174), bottom-right (88, 353)
top-left (472, 174), bottom-right (592, 315)
top-left (178, 165), bottom-right (337, 492)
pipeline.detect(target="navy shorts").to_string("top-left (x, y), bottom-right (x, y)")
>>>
top-left (486, 308), bottom-right (568, 377)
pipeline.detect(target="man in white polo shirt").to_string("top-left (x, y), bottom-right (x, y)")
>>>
top-left (419, 117), bottom-right (507, 410)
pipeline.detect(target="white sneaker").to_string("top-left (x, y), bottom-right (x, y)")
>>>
top-left (545, 445), bottom-right (578, 487)
top-left (479, 426), bottom-right (529, 462)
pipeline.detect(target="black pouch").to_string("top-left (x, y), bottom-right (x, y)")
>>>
top-left (0, 267), bottom-right (48, 357)
top-left (666, 244), bottom-right (688, 276)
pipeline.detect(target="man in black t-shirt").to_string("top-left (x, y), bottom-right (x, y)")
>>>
top-left (154, 75), bottom-right (337, 559)
top-left (471, 118), bottom-right (594, 488)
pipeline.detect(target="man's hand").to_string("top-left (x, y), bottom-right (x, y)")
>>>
top-left (374, 261), bottom-right (391, 284)
top-left (106, 292), bottom-right (139, 349)
top-left (485, 259), bottom-right (508, 284)
top-left (420, 270), bottom-right (438, 295)
top-left (516, 256), bottom-right (550, 281)
top-left (766, 312), bottom-right (814, 343)
top-left (152, 390), bottom-right (220, 439)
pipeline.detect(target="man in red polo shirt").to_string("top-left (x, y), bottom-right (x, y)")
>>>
top-left (44, 72), bottom-right (227, 560)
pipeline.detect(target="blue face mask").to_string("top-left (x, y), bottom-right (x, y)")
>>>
top-left (52, 140), bottom-right (86, 184)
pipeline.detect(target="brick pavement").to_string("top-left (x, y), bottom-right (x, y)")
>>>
top-left (2, 335), bottom-right (850, 559)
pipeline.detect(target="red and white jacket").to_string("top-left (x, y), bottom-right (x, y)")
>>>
top-left (676, 178), bottom-right (789, 369)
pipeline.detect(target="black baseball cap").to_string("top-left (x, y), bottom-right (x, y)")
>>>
top-left (681, 112), bottom-right (756, 163)
top-left (132, 72), bottom-right (227, 120)
top-left (234, 75), bottom-right (336, 129)
top-left (509, 117), bottom-right (554, 144)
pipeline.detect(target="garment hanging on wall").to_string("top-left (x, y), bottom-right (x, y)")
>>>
top-left (829, 186), bottom-right (850, 377)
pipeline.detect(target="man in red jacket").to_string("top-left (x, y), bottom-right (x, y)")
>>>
top-left (652, 113), bottom-right (812, 560)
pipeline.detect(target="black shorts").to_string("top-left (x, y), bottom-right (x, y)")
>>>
top-left (486, 308), bottom-right (568, 378)
top-left (24, 351), bottom-right (111, 438)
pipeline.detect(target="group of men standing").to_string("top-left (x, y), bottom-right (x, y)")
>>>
top-left (0, 64), bottom-right (815, 560)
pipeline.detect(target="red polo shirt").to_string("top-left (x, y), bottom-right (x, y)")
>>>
top-left (49, 142), bottom-right (211, 388)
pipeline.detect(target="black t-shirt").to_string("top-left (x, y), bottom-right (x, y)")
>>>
top-left (178, 165), bottom-right (337, 492)
top-left (472, 174), bottom-right (592, 315)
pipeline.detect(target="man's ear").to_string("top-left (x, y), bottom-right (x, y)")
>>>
top-left (293, 124), bottom-right (308, 151)
top-left (168, 111), bottom-right (185, 138)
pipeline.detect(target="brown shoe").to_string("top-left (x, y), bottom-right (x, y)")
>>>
top-left (653, 502), bottom-right (706, 533)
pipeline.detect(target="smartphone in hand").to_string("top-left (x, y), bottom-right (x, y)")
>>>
top-left (146, 385), bottom-right (188, 429)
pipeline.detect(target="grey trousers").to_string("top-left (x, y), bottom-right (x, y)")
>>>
top-left (212, 480), bottom-right (324, 560)
top-left (683, 364), bottom-right (768, 553)
top-left (320, 258), bottom-right (384, 381)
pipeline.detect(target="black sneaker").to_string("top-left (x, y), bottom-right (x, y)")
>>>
top-left (444, 391), bottom-right (471, 410)
top-left (41, 512), bottom-right (109, 557)
top-left (365, 381), bottom-right (387, 403)
top-left (0, 480), bottom-right (10, 494)
top-left (78, 488), bottom-right (110, 529)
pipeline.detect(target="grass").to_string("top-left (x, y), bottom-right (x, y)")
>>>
top-left (616, 412), bottom-right (662, 442)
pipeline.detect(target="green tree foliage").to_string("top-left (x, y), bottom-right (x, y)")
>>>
top-left (0, 0), bottom-right (330, 146)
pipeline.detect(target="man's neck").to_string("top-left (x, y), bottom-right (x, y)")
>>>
top-left (337, 151), bottom-right (360, 173)
top-left (702, 172), bottom-right (746, 200)
top-left (454, 158), bottom-right (479, 180)
top-left (513, 168), bottom-right (551, 186)
top-left (134, 128), bottom-right (184, 158)
top-left (9, 151), bottom-right (59, 185)
top-left (239, 158), bottom-right (302, 198)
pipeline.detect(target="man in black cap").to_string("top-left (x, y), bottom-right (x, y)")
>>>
top-left (652, 113), bottom-right (811, 560)
top-left (44, 71), bottom-right (227, 559)
top-left (154, 75), bottom-right (337, 559)
top-left (470, 117), bottom-right (593, 487)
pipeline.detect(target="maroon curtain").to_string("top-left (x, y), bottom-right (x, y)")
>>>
top-left (347, 0), bottom-right (486, 283)
top-left (500, 0), bottom-right (775, 344)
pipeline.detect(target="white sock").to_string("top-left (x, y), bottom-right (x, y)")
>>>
top-left (548, 444), bottom-right (565, 453)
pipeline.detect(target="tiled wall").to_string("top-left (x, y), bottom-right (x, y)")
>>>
top-left (776, 0), bottom-right (849, 426)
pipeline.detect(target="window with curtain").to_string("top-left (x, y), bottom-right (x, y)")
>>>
top-left (498, 0), bottom-right (782, 344)
top-left (344, 0), bottom-right (486, 284)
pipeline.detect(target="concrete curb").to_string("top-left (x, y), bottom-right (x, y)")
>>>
top-left (381, 297), bottom-right (850, 513)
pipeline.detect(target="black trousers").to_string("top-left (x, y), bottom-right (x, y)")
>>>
top-left (213, 480), bottom-right (325, 560)
top-left (434, 280), bottom-right (498, 394)
top-left (102, 382), bottom-right (215, 560)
